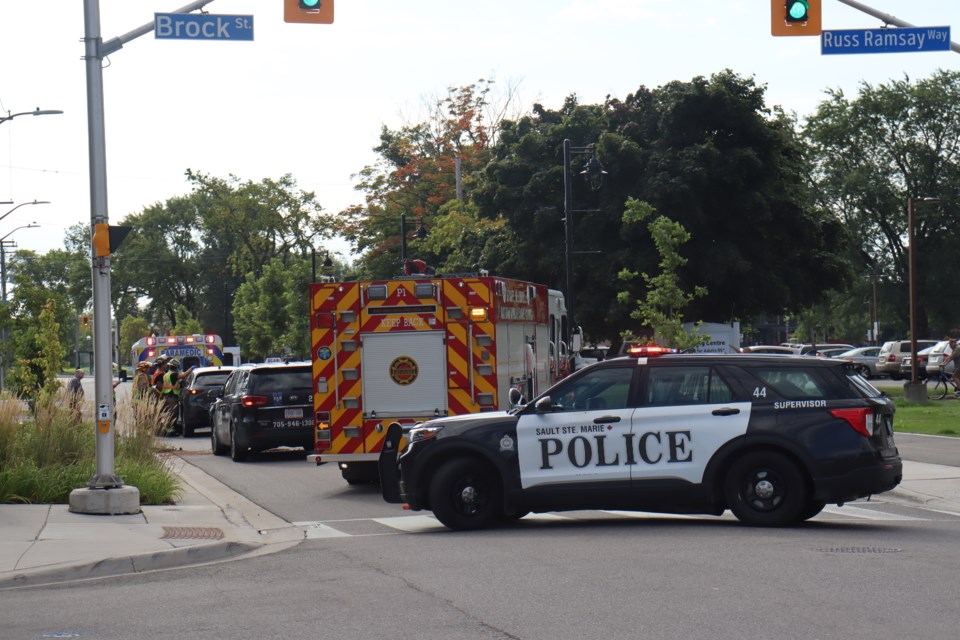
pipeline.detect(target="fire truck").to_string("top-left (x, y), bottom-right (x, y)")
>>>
top-left (308, 275), bottom-right (576, 484)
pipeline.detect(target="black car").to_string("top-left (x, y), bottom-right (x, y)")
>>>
top-left (379, 353), bottom-right (902, 530)
top-left (178, 366), bottom-right (235, 437)
top-left (210, 362), bottom-right (314, 461)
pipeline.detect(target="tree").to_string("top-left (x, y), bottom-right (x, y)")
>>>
top-left (617, 199), bottom-right (708, 350)
top-left (806, 70), bottom-right (960, 339)
top-left (232, 256), bottom-right (311, 361)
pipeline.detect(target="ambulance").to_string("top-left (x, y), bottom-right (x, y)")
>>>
top-left (130, 334), bottom-right (226, 370)
top-left (308, 275), bottom-right (577, 484)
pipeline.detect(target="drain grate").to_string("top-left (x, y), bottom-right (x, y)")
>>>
top-left (817, 546), bottom-right (902, 554)
top-left (161, 526), bottom-right (225, 540)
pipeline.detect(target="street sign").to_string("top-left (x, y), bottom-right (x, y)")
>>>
top-left (821, 26), bottom-right (950, 55)
top-left (155, 13), bottom-right (254, 41)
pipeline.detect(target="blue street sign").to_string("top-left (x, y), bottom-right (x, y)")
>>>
top-left (822, 26), bottom-right (950, 55)
top-left (155, 13), bottom-right (254, 41)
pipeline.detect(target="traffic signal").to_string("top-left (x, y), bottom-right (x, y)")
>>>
top-left (284, 0), bottom-right (334, 24)
top-left (771, 0), bottom-right (821, 36)
top-left (81, 315), bottom-right (91, 329)
top-left (785, 1), bottom-right (809, 22)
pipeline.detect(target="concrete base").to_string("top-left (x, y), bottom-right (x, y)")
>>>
top-left (69, 485), bottom-right (141, 515)
top-left (903, 382), bottom-right (928, 404)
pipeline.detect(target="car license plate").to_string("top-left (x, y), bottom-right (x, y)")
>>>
top-left (285, 408), bottom-right (303, 419)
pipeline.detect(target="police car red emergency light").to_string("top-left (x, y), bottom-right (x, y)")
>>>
top-left (379, 353), bottom-right (902, 530)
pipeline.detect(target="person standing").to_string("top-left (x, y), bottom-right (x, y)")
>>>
top-left (67, 369), bottom-right (85, 418)
top-left (131, 361), bottom-right (151, 400)
top-left (943, 338), bottom-right (960, 394)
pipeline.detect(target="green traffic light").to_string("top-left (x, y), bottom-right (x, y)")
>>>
top-left (300, 0), bottom-right (321, 8)
top-left (786, 1), bottom-right (809, 22)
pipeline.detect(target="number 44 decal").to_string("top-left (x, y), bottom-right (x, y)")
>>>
top-left (753, 386), bottom-right (767, 398)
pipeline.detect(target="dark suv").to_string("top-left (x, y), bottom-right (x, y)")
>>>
top-left (380, 353), bottom-right (902, 530)
top-left (179, 366), bottom-right (235, 437)
top-left (210, 362), bottom-right (314, 461)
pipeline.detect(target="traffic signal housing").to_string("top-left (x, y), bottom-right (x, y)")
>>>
top-left (771, 0), bottom-right (821, 36)
top-left (285, 0), bottom-right (334, 24)
top-left (81, 315), bottom-right (91, 329)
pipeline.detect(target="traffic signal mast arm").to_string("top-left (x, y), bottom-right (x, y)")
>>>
top-left (836, 0), bottom-right (960, 54)
top-left (100, 0), bottom-right (217, 56)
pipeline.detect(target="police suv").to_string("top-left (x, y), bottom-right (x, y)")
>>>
top-left (378, 351), bottom-right (902, 530)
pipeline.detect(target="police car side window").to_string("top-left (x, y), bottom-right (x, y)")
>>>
top-left (646, 366), bottom-right (733, 406)
top-left (752, 368), bottom-right (827, 400)
top-left (550, 367), bottom-right (634, 412)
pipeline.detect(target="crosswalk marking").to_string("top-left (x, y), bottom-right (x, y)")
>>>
top-left (294, 504), bottom-right (954, 538)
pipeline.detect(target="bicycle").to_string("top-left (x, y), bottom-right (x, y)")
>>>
top-left (927, 366), bottom-right (959, 400)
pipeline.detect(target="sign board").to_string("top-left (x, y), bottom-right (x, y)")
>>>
top-left (681, 322), bottom-right (742, 354)
top-left (822, 26), bottom-right (950, 55)
top-left (155, 13), bottom-right (254, 41)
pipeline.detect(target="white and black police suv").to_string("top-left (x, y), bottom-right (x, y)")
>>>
top-left (378, 350), bottom-right (902, 530)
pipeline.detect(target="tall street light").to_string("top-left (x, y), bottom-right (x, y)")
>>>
top-left (1, 200), bottom-right (50, 225)
top-left (0, 223), bottom-right (39, 391)
top-left (905, 196), bottom-right (943, 403)
top-left (0, 108), bottom-right (64, 126)
top-left (562, 139), bottom-right (606, 353)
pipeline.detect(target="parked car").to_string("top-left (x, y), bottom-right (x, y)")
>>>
top-left (781, 343), bottom-right (855, 355)
top-left (877, 339), bottom-right (939, 379)
top-left (837, 346), bottom-right (882, 378)
top-left (178, 366), bottom-right (235, 437)
top-left (210, 362), bottom-right (314, 461)
top-left (811, 347), bottom-right (850, 358)
top-left (925, 340), bottom-right (956, 377)
top-left (900, 345), bottom-right (938, 381)
top-left (574, 345), bottom-right (610, 370)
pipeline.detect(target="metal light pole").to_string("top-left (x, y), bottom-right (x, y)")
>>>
top-left (905, 196), bottom-right (943, 403)
top-left (562, 139), bottom-right (606, 347)
top-left (0, 200), bottom-right (50, 225)
top-left (0, 108), bottom-right (63, 127)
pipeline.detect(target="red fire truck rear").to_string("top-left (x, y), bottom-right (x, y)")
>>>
top-left (308, 275), bottom-right (574, 484)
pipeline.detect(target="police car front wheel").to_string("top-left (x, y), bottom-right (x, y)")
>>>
top-left (724, 451), bottom-right (807, 527)
top-left (429, 458), bottom-right (503, 531)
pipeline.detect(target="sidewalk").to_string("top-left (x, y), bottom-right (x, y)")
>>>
top-left (2, 458), bottom-right (959, 590)
top-left (0, 456), bottom-right (303, 590)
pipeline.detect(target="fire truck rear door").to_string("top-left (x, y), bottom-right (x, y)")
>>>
top-left (361, 331), bottom-right (447, 419)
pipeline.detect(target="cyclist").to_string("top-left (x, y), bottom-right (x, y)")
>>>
top-left (943, 338), bottom-right (960, 394)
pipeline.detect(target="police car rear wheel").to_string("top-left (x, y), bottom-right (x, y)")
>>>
top-left (797, 500), bottom-right (826, 522)
top-left (724, 451), bottom-right (806, 527)
top-left (211, 424), bottom-right (227, 456)
top-left (429, 458), bottom-right (502, 531)
top-left (230, 425), bottom-right (249, 462)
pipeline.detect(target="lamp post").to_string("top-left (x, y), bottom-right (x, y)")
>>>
top-left (0, 200), bottom-right (50, 225)
top-left (905, 196), bottom-right (943, 402)
top-left (0, 223), bottom-right (39, 391)
top-left (562, 139), bottom-right (606, 346)
top-left (0, 108), bottom-right (63, 127)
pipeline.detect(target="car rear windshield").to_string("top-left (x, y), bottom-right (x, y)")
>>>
top-left (195, 372), bottom-right (232, 387)
top-left (248, 369), bottom-right (312, 393)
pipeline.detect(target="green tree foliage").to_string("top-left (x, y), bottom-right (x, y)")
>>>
top-left (342, 81), bottom-right (507, 278)
top-left (119, 315), bottom-right (150, 365)
top-left (476, 71), bottom-right (850, 343)
top-left (806, 70), bottom-right (960, 338)
top-left (10, 299), bottom-right (64, 403)
top-left (232, 256), bottom-right (311, 361)
top-left (618, 199), bottom-right (709, 350)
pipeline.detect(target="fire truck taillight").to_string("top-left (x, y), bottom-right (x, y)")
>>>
top-left (315, 412), bottom-right (331, 448)
top-left (469, 307), bottom-right (488, 322)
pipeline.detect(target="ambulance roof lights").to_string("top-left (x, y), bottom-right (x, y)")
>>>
top-left (185, 336), bottom-right (196, 344)
top-left (146, 337), bottom-right (156, 346)
top-left (469, 307), bottom-right (488, 322)
top-left (166, 336), bottom-right (177, 344)
top-left (205, 334), bottom-right (217, 344)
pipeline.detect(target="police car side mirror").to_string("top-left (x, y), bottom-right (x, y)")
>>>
top-left (534, 396), bottom-right (553, 412)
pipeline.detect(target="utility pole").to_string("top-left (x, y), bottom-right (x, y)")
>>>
top-left (70, 0), bottom-right (218, 515)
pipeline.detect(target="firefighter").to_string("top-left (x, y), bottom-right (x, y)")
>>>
top-left (151, 356), bottom-right (169, 396)
top-left (160, 358), bottom-right (183, 434)
top-left (131, 361), bottom-right (151, 400)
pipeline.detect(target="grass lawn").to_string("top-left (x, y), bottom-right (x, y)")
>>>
top-left (882, 385), bottom-right (960, 437)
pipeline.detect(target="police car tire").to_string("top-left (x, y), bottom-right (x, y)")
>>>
top-left (428, 458), bottom-right (503, 531)
top-left (724, 451), bottom-right (807, 527)
top-left (180, 407), bottom-right (193, 438)
top-left (797, 500), bottom-right (826, 522)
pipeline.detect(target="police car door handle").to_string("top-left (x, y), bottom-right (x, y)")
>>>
top-left (712, 407), bottom-right (740, 416)
top-left (593, 415), bottom-right (621, 424)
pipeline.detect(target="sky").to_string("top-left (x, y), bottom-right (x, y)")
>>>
top-left (1, 0), bottom-right (958, 262)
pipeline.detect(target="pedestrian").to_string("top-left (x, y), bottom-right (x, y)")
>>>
top-left (151, 356), bottom-right (169, 397)
top-left (943, 338), bottom-right (960, 395)
top-left (160, 359), bottom-right (188, 435)
top-left (67, 369), bottom-right (85, 419)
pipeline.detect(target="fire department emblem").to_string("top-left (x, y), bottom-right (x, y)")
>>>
top-left (317, 346), bottom-right (332, 361)
top-left (389, 356), bottom-right (419, 385)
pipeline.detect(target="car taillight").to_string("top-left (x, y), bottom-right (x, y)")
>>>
top-left (242, 395), bottom-right (268, 407)
top-left (829, 408), bottom-right (874, 437)
top-left (188, 388), bottom-right (201, 395)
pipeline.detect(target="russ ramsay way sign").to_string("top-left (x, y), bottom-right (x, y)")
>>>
top-left (821, 26), bottom-right (950, 55)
